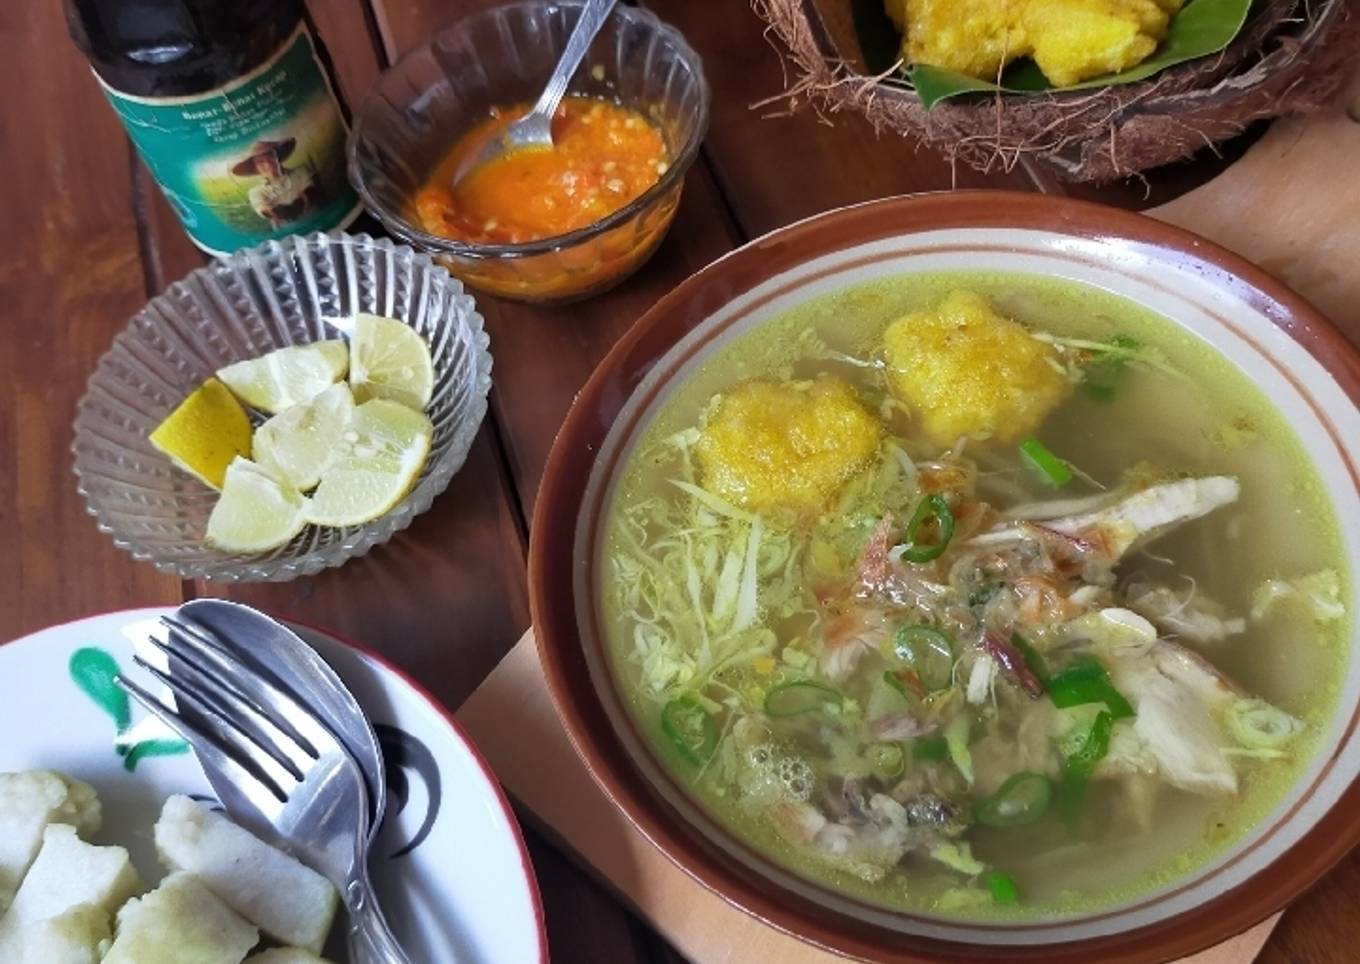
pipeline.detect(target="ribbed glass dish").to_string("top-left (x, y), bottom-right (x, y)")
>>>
top-left (73, 233), bottom-right (491, 582)
top-left (349, 1), bottom-right (710, 303)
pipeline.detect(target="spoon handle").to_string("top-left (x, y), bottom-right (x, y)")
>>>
top-left (346, 866), bottom-right (411, 964)
top-left (526, 0), bottom-right (619, 124)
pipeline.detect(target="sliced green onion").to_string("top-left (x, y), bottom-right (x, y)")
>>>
top-left (1228, 698), bottom-right (1303, 749)
top-left (661, 696), bottom-right (718, 765)
top-left (869, 742), bottom-right (906, 779)
top-left (901, 494), bottom-right (955, 563)
top-left (1056, 709), bottom-right (1113, 825)
top-left (914, 735), bottom-right (949, 761)
top-left (1019, 438), bottom-right (1073, 488)
top-left (1047, 659), bottom-right (1134, 719)
top-left (1011, 633), bottom-right (1049, 685)
top-left (975, 771), bottom-right (1053, 828)
top-left (984, 870), bottom-right (1019, 905)
top-left (764, 680), bottom-right (843, 717)
top-left (892, 625), bottom-right (956, 691)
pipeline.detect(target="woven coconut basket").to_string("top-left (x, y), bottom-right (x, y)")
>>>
top-left (753, 0), bottom-right (1359, 182)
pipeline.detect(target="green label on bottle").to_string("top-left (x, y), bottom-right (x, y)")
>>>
top-left (98, 25), bottom-right (360, 256)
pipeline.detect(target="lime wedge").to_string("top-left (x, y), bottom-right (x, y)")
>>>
top-left (306, 398), bottom-right (433, 527)
top-left (148, 377), bottom-right (253, 490)
top-left (253, 383), bottom-right (355, 491)
top-left (205, 458), bottom-right (308, 553)
top-left (348, 313), bottom-right (434, 411)
top-left (217, 340), bottom-right (349, 414)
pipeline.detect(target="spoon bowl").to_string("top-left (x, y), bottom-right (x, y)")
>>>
top-left (450, 0), bottom-right (619, 187)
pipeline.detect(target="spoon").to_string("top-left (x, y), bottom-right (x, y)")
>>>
top-left (452, 0), bottom-right (619, 186)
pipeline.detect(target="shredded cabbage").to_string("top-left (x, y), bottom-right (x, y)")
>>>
top-left (929, 840), bottom-right (985, 876)
top-left (1251, 570), bottom-right (1346, 624)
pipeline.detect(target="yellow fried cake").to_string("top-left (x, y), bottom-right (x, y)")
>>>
top-left (696, 377), bottom-right (883, 514)
top-left (894, 0), bottom-right (1184, 87)
top-left (882, 290), bottom-right (1070, 445)
top-left (901, 0), bottom-right (1026, 81)
top-left (1022, 0), bottom-right (1175, 86)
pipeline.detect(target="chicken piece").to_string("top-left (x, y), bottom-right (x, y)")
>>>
top-left (969, 476), bottom-right (1240, 563)
top-left (1021, 0), bottom-right (1179, 87)
top-left (1105, 641), bottom-right (1240, 795)
top-left (900, 0), bottom-right (1026, 81)
top-left (882, 290), bottom-right (1070, 445)
top-left (1125, 582), bottom-right (1246, 645)
top-left (819, 607), bottom-right (891, 682)
top-left (695, 376), bottom-right (883, 514)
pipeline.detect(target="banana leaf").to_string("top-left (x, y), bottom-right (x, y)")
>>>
top-left (852, 0), bottom-right (1254, 109)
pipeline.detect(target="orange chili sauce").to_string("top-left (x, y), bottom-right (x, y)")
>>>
top-left (415, 96), bottom-right (669, 245)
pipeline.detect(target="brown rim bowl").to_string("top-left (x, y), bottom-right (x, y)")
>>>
top-left (528, 191), bottom-right (1360, 962)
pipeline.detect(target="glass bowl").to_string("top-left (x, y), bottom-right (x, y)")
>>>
top-left (73, 232), bottom-right (492, 583)
top-left (348, 1), bottom-right (710, 304)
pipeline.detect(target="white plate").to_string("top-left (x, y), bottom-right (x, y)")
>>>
top-left (0, 608), bottom-right (546, 963)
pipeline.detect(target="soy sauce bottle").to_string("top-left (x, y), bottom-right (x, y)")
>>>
top-left (66, 0), bottom-right (361, 256)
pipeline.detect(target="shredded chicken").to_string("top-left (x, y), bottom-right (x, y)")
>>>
top-left (1125, 582), bottom-right (1246, 645)
top-left (969, 477), bottom-right (1241, 562)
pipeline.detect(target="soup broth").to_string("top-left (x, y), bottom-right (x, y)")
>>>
top-left (599, 271), bottom-right (1351, 918)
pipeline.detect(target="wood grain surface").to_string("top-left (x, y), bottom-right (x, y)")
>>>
top-left (3, 0), bottom-right (1357, 961)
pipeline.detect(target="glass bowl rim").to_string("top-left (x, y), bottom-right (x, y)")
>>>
top-left (346, 0), bottom-right (712, 261)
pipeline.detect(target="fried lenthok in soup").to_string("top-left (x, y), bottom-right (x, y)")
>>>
top-left (600, 274), bottom-right (1350, 917)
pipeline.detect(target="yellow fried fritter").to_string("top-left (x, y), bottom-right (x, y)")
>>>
top-left (696, 377), bottom-right (883, 514)
top-left (882, 290), bottom-right (1070, 445)
top-left (1022, 0), bottom-right (1171, 87)
top-left (902, 0), bottom-right (1026, 82)
top-left (894, 0), bottom-right (1184, 87)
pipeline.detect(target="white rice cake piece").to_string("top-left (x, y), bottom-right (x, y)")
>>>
top-left (0, 823), bottom-right (138, 925)
top-left (0, 771), bottom-right (101, 910)
top-left (6, 903), bottom-right (111, 964)
top-left (103, 872), bottom-right (259, 964)
top-left (245, 949), bottom-right (334, 963)
top-left (155, 795), bottom-right (338, 953)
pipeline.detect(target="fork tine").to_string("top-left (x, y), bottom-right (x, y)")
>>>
top-left (149, 629), bottom-right (319, 771)
top-left (160, 614), bottom-right (336, 754)
top-left (116, 672), bottom-right (290, 812)
top-left (134, 647), bottom-right (308, 782)
top-left (129, 654), bottom-right (303, 801)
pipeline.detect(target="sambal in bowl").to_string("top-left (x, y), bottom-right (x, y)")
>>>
top-left (349, 1), bottom-right (710, 304)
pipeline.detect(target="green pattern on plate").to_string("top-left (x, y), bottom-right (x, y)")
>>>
top-left (70, 647), bottom-right (131, 731)
top-left (70, 645), bottom-right (188, 771)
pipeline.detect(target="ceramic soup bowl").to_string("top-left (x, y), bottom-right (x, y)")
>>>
top-left (529, 192), bottom-right (1360, 962)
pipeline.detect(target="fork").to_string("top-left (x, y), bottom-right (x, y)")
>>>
top-left (118, 620), bottom-right (410, 963)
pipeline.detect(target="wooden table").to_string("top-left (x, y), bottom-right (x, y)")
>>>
top-left (4, 1), bottom-right (1356, 961)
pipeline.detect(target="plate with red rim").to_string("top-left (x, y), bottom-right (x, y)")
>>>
top-left (529, 191), bottom-right (1360, 962)
top-left (0, 607), bottom-right (546, 964)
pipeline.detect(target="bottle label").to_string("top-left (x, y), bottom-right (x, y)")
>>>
top-left (97, 24), bottom-right (361, 256)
